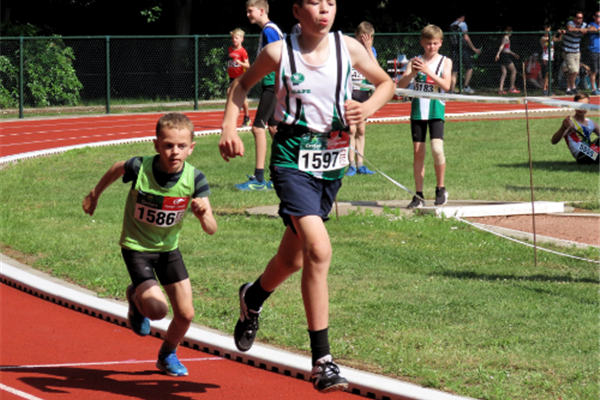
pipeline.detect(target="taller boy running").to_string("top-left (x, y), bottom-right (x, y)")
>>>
top-left (220, 0), bottom-right (394, 393)
top-left (398, 25), bottom-right (452, 208)
top-left (236, 0), bottom-right (283, 191)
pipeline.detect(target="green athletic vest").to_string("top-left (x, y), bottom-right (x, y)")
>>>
top-left (120, 156), bottom-right (195, 252)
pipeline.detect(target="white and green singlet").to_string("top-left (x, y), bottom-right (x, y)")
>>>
top-left (272, 31), bottom-right (353, 180)
top-left (410, 55), bottom-right (447, 121)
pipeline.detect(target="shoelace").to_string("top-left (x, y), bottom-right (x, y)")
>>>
top-left (320, 361), bottom-right (340, 377)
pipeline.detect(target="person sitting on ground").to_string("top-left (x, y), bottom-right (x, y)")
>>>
top-left (551, 93), bottom-right (599, 164)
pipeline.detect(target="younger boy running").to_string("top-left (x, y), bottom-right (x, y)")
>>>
top-left (551, 93), bottom-right (599, 164)
top-left (236, 0), bottom-right (283, 191)
top-left (220, 0), bottom-right (394, 393)
top-left (83, 113), bottom-right (218, 376)
top-left (227, 28), bottom-right (251, 127)
top-left (397, 25), bottom-right (452, 208)
top-left (346, 21), bottom-right (377, 176)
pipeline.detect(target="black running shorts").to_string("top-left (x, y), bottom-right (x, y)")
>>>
top-left (410, 119), bottom-right (445, 143)
top-left (253, 85), bottom-right (278, 129)
top-left (121, 248), bottom-right (189, 288)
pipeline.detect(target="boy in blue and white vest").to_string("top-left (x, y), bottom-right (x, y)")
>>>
top-left (220, 0), bottom-right (394, 393)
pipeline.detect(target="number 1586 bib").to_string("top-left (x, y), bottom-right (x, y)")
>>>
top-left (135, 190), bottom-right (189, 228)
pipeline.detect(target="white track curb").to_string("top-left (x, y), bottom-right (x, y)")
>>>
top-left (1, 259), bottom-right (476, 400)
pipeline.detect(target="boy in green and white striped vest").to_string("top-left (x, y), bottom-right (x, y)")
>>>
top-left (397, 25), bottom-right (453, 208)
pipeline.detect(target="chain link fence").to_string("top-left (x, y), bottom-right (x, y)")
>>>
top-left (1, 31), bottom-right (596, 118)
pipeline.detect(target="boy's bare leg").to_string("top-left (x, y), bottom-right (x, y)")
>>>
top-left (135, 280), bottom-right (169, 320)
top-left (251, 126), bottom-right (268, 171)
top-left (499, 66), bottom-right (507, 91)
top-left (434, 162), bottom-right (446, 188)
top-left (464, 68), bottom-right (473, 88)
top-left (509, 64), bottom-right (517, 89)
top-left (354, 121), bottom-right (367, 164)
top-left (292, 215), bottom-right (332, 332)
top-left (347, 124), bottom-right (357, 163)
top-left (163, 279), bottom-right (195, 349)
top-left (243, 98), bottom-right (250, 118)
top-left (260, 226), bottom-right (304, 291)
top-left (413, 142), bottom-right (426, 192)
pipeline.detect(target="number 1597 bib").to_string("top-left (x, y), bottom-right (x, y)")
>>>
top-left (298, 131), bottom-right (350, 173)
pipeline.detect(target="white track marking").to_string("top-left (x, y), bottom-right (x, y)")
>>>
top-left (0, 357), bottom-right (223, 371)
top-left (0, 383), bottom-right (46, 400)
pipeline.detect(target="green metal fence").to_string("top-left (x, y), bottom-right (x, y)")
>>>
top-left (0, 31), bottom-right (596, 118)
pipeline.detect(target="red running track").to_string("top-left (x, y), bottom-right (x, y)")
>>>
top-left (0, 98), bottom-right (578, 158)
top-left (0, 283), bottom-right (360, 400)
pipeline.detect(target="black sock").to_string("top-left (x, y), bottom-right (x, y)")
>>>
top-left (309, 328), bottom-right (330, 366)
top-left (244, 276), bottom-right (272, 312)
top-left (254, 169), bottom-right (265, 183)
top-left (416, 191), bottom-right (424, 199)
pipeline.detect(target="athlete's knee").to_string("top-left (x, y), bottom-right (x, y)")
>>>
top-left (303, 240), bottom-right (332, 267)
top-left (142, 299), bottom-right (169, 320)
top-left (431, 139), bottom-right (446, 166)
top-left (174, 305), bottom-right (195, 324)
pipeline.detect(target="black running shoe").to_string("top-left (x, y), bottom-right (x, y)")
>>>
top-left (434, 187), bottom-right (448, 206)
top-left (407, 195), bottom-right (425, 209)
top-left (233, 283), bottom-right (261, 352)
top-left (310, 355), bottom-right (348, 393)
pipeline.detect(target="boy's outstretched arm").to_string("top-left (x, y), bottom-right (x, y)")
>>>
top-left (82, 161), bottom-right (126, 216)
top-left (191, 197), bottom-right (217, 235)
top-left (551, 117), bottom-right (571, 145)
top-left (219, 41), bottom-right (281, 162)
top-left (344, 36), bottom-right (395, 126)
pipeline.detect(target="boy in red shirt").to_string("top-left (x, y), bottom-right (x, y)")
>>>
top-left (228, 28), bottom-right (251, 127)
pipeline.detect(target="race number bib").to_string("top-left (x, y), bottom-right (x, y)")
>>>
top-left (414, 72), bottom-right (435, 93)
top-left (134, 190), bottom-right (189, 228)
top-left (579, 141), bottom-right (599, 161)
top-left (298, 131), bottom-right (350, 172)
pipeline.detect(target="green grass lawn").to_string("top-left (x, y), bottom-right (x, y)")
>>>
top-left (1, 118), bottom-right (598, 400)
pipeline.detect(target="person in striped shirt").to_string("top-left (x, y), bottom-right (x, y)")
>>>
top-left (397, 25), bottom-right (452, 208)
top-left (563, 12), bottom-right (589, 95)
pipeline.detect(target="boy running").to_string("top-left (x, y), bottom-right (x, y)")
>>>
top-left (83, 113), bottom-right (218, 376)
top-left (397, 25), bottom-right (452, 208)
top-left (227, 28), bottom-right (251, 127)
top-left (236, 0), bottom-right (283, 191)
top-left (220, 0), bottom-right (394, 393)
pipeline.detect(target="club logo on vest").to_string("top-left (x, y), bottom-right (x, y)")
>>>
top-left (291, 72), bottom-right (305, 85)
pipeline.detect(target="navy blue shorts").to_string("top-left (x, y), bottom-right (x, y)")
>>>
top-left (121, 248), bottom-right (189, 288)
top-left (269, 166), bottom-right (342, 233)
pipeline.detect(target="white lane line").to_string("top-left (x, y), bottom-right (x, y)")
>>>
top-left (0, 383), bottom-right (46, 400)
top-left (0, 357), bottom-right (223, 371)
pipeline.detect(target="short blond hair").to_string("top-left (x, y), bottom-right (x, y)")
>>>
top-left (156, 113), bottom-right (194, 141)
top-left (356, 21), bottom-right (375, 36)
top-left (421, 24), bottom-right (444, 40)
top-left (230, 28), bottom-right (245, 38)
top-left (246, 0), bottom-right (268, 13)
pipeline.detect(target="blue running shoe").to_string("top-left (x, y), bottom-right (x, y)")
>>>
top-left (156, 351), bottom-right (188, 376)
top-left (345, 166), bottom-right (357, 177)
top-left (235, 175), bottom-right (269, 191)
top-left (357, 165), bottom-right (376, 175)
top-left (126, 285), bottom-right (150, 336)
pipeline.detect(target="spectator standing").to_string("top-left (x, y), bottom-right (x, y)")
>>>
top-left (236, 0), bottom-right (283, 191)
top-left (540, 25), bottom-right (565, 96)
top-left (448, 14), bottom-right (481, 94)
top-left (346, 21), bottom-right (378, 176)
top-left (585, 11), bottom-right (600, 95)
top-left (227, 29), bottom-right (251, 127)
top-left (494, 27), bottom-right (520, 94)
top-left (563, 12), bottom-right (588, 95)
